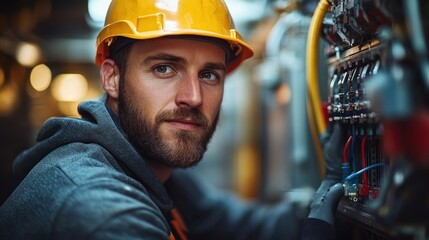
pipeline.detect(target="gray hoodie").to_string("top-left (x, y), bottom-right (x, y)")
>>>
top-left (0, 96), bottom-right (173, 239)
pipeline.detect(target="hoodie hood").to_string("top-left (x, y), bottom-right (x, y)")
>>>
top-left (13, 95), bottom-right (172, 211)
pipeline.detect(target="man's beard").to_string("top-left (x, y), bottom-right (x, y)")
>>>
top-left (118, 80), bottom-right (219, 168)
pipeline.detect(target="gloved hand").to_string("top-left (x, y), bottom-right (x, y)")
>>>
top-left (308, 123), bottom-right (347, 225)
top-left (322, 123), bottom-right (346, 181)
top-left (308, 181), bottom-right (344, 225)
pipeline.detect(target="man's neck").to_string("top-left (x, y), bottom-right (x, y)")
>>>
top-left (147, 161), bottom-right (173, 183)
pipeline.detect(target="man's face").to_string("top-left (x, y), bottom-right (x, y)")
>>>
top-left (118, 37), bottom-right (227, 168)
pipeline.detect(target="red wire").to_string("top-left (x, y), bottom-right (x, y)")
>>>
top-left (361, 135), bottom-right (368, 185)
top-left (343, 136), bottom-right (352, 163)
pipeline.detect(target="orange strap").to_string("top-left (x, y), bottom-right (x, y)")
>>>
top-left (169, 208), bottom-right (188, 240)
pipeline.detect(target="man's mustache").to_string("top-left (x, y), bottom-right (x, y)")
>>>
top-left (155, 108), bottom-right (209, 128)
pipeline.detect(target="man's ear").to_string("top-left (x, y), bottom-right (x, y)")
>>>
top-left (100, 59), bottom-right (120, 99)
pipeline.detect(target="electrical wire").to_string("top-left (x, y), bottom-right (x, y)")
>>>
top-left (306, 0), bottom-right (332, 136)
top-left (344, 163), bottom-right (385, 182)
top-left (352, 126), bottom-right (357, 173)
top-left (343, 136), bottom-right (352, 163)
top-left (361, 135), bottom-right (368, 185)
top-left (305, 0), bottom-right (332, 180)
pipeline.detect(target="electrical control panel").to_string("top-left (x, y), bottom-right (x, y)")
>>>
top-left (322, 0), bottom-right (429, 238)
top-left (327, 40), bottom-right (386, 201)
top-left (325, 0), bottom-right (389, 201)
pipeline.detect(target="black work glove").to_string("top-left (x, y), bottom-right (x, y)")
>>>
top-left (323, 123), bottom-right (346, 181)
top-left (308, 123), bottom-right (346, 225)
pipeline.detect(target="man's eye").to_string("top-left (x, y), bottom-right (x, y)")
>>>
top-left (199, 72), bottom-right (218, 81)
top-left (154, 65), bottom-right (173, 74)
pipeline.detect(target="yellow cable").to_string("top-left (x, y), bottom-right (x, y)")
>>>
top-left (306, 0), bottom-right (332, 136)
top-left (306, 0), bottom-right (332, 178)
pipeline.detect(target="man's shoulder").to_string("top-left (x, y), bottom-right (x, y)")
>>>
top-left (10, 142), bottom-right (153, 211)
top-left (0, 178), bottom-right (168, 240)
top-left (33, 141), bottom-right (150, 198)
top-left (40, 141), bottom-right (122, 180)
top-left (1, 146), bottom-right (166, 239)
top-left (50, 179), bottom-right (168, 238)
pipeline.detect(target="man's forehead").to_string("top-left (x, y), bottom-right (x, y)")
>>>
top-left (111, 35), bottom-right (233, 63)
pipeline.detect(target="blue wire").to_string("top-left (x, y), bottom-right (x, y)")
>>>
top-left (345, 162), bottom-right (385, 182)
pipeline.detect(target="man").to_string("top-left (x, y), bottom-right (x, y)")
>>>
top-left (0, 0), bottom-right (344, 239)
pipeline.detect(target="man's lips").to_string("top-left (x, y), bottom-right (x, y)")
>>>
top-left (164, 118), bottom-right (202, 130)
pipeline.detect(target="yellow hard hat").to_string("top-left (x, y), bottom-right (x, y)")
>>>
top-left (96, 0), bottom-right (254, 73)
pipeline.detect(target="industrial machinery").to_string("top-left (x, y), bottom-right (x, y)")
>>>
top-left (307, 0), bottom-right (429, 238)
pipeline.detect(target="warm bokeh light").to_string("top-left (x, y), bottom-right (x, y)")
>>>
top-left (0, 67), bottom-right (4, 87)
top-left (51, 74), bottom-right (88, 102)
top-left (30, 64), bottom-right (52, 91)
top-left (56, 84), bottom-right (102, 116)
top-left (15, 42), bottom-right (42, 67)
top-left (0, 83), bottom-right (19, 116)
top-left (57, 101), bottom-right (81, 117)
top-left (276, 82), bottom-right (291, 105)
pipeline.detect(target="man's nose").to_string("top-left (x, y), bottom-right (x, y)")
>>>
top-left (175, 74), bottom-right (203, 108)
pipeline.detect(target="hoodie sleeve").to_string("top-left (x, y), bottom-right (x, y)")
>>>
top-left (301, 218), bottom-right (336, 240)
top-left (50, 180), bottom-right (171, 240)
top-left (165, 169), bottom-right (304, 240)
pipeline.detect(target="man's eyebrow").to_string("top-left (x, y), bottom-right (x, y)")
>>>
top-left (204, 62), bottom-right (227, 73)
top-left (143, 53), bottom-right (226, 72)
top-left (143, 53), bottom-right (187, 64)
